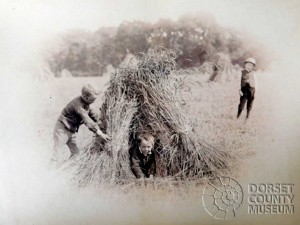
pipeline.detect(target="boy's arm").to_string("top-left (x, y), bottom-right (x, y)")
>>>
top-left (88, 108), bottom-right (99, 123)
top-left (77, 107), bottom-right (99, 133)
top-left (77, 108), bottom-right (110, 140)
top-left (148, 158), bottom-right (156, 177)
top-left (253, 72), bottom-right (257, 90)
top-left (250, 72), bottom-right (257, 90)
top-left (88, 108), bottom-right (111, 141)
top-left (130, 148), bottom-right (144, 179)
top-left (131, 156), bottom-right (144, 179)
top-left (239, 70), bottom-right (243, 96)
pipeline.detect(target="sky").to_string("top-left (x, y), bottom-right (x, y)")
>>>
top-left (1, 0), bottom-right (299, 31)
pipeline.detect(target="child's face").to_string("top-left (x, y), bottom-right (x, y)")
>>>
top-left (245, 62), bottom-right (255, 71)
top-left (82, 93), bottom-right (97, 104)
top-left (139, 140), bottom-right (153, 156)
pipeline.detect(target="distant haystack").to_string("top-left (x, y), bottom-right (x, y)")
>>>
top-left (60, 69), bottom-right (73, 78)
top-left (35, 63), bottom-right (56, 81)
top-left (119, 52), bottom-right (138, 68)
top-left (204, 53), bottom-right (234, 82)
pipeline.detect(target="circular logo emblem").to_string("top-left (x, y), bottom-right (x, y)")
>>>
top-left (202, 176), bottom-right (243, 220)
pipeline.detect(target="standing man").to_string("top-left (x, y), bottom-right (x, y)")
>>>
top-left (237, 58), bottom-right (257, 119)
top-left (51, 84), bottom-right (110, 168)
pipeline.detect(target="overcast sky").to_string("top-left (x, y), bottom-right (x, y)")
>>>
top-left (1, 0), bottom-right (299, 31)
top-left (1, 1), bottom-right (299, 43)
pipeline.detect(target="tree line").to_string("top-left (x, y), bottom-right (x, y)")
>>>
top-left (45, 13), bottom-right (271, 77)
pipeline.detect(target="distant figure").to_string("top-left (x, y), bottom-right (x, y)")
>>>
top-left (51, 84), bottom-right (110, 168)
top-left (129, 133), bottom-right (158, 179)
top-left (237, 58), bottom-right (257, 119)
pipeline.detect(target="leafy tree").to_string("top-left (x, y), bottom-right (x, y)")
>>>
top-left (45, 13), bottom-right (270, 77)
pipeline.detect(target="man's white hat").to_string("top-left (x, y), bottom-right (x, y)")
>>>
top-left (244, 58), bottom-right (256, 66)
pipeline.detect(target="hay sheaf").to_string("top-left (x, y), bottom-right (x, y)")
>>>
top-left (67, 48), bottom-right (237, 186)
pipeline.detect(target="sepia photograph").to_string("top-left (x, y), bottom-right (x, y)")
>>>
top-left (0, 0), bottom-right (299, 224)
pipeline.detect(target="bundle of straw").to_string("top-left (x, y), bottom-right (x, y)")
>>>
top-left (67, 47), bottom-right (236, 187)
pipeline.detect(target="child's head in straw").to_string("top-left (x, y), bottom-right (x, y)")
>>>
top-left (81, 84), bottom-right (100, 104)
top-left (138, 133), bottom-right (155, 156)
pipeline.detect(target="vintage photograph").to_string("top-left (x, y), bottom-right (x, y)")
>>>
top-left (0, 0), bottom-right (299, 224)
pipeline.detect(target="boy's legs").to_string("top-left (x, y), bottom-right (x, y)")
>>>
top-left (67, 133), bottom-right (79, 159)
top-left (246, 87), bottom-right (255, 118)
top-left (52, 120), bottom-right (72, 168)
top-left (237, 88), bottom-right (247, 118)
